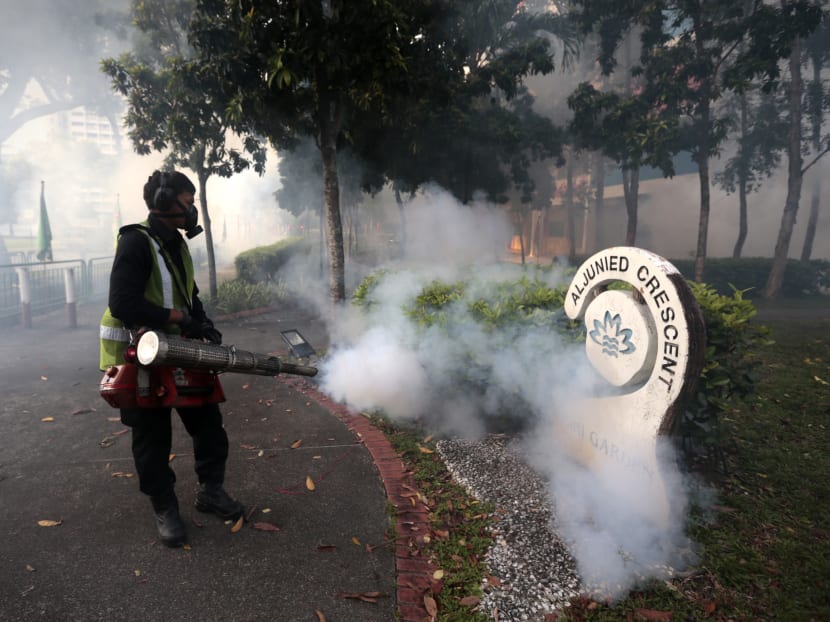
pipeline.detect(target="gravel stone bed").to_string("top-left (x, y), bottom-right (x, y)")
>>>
top-left (437, 435), bottom-right (581, 621)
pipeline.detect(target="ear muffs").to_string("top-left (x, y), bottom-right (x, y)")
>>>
top-left (153, 172), bottom-right (176, 212)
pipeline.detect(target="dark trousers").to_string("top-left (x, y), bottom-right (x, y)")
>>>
top-left (120, 403), bottom-right (229, 498)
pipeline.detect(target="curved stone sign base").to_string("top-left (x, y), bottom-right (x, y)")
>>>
top-left (559, 247), bottom-right (705, 525)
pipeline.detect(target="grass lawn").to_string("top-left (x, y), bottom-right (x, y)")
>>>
top-left (384, 317), bottom-right (830, 622)
top-left (560, 318), bottom-right (830, 621)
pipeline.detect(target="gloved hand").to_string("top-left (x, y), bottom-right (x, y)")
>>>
top-left (201, 323), bottom-right (222, 345)
top-left (178, 310), bottom-right (201, 338)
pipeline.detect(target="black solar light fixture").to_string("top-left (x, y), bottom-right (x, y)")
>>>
top-left (280, 329), bottom-right (317, 360)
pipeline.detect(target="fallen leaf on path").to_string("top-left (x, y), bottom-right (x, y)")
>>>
top-left (317, 544), bottom-right (337, 552)
top-left (314, 611), bottom-right (327, 622)
top-left (240, 443), bottom-right (257, 450)
top-left (815, 375), bottom-right (828, 385)
top-left (112, 429), bottom-right (128, 436)
top-left (351, 536), bottom-right (361, 546)
top-left (290, 439), bottom-right (303, 449)
top-left (40, 376), bottom-right (48, 381)
top-left (433, 569), bottom-right (445, 580)
top-left (37, 520), bottom-right (62, 527)
top-left (252, 522), bottom-right (281, 532)
top-left (459, 596), bottom-right (480, 607)
top-left (245, 505), bottom-right (259, 522)
top-left (107, 417), bottom-right (120, 422)
top-left (230, 516), bottom-right (244, 533)
top-left (71, 408), bottom-right (93, 416)
top-left (418, 445), bottom-right (434, 454)
top-left (424, 594), bottom-right (438, 616)
top-left (336, 591), bottom-right (385, 603)
top-left (242, 383), bottom-right (250, 390)
top-left (183, 544), bottom-right (192, 550)
top-left (306, 476), bottom-right (316, 491)
top-left (41, 417), bottom-right (54, 422)
top-left (111, 472), bottom-right (134, 478)
top-left (26, 564), bottom-right (35, 572)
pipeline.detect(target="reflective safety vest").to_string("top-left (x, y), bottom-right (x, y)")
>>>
top-left (99, 222), bottom-right (195, 370)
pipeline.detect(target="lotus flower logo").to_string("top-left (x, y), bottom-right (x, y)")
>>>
top-left (589, 311), bottom-right (636, 358)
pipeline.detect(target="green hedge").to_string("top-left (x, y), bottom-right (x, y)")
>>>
top-left (352, 265), bottom-right (770, 451)
top-left (667, 257), bottom-right (828, 298)
top-left (234, 237), bottom-right (310, 283)
top-left (209, 279), bottom-right (281, 315)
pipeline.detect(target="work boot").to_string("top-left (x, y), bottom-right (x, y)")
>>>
top-left (194, 483), bottom-right (244, 521)
top-left (150, 491), bottom-right (187, 548)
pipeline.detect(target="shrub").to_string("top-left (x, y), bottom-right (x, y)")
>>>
top-left (681, 283), bottom-right (773, 461)
top-left (209, 279), bottom-right (282, 315)
top-left (351, 267), bottom-right (771, 452)
top-left (234, 238), bottom-right (310, 284)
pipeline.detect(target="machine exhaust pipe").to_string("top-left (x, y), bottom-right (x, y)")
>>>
top-left (135, 330), bottom-right (318, 378)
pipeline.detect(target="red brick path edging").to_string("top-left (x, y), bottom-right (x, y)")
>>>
top-left (279, 377), bottom-right (439, 622)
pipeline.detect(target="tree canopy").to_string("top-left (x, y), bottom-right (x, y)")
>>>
top-left (186, 0), bottom-right (575, 302)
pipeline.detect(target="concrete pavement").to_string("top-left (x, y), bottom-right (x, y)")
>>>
top-left (0, 301), bottom-right (402, 622)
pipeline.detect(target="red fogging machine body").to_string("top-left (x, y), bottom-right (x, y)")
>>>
top-left (100, 330), bottom-right (318, 409)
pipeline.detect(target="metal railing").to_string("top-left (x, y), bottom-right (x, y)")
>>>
top-left (0, 257), bottom-right (113, 327)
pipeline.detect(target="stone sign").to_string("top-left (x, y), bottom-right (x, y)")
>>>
top-left (560, 247), bottom-right (705, 524)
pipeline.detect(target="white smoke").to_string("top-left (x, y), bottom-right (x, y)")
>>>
top-left (319, 185), bottom-right (699, 601)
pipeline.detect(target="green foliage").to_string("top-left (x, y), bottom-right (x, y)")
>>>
top-left (406, 281), bottom-right (467, 328)
top-left (350, 269), bottom-right (388, 310)
top-left (466, 277), bottom-right (567, 331)
top-left (670, 257), bottom-right (830, 298)
top-left (353, 268), bottom-right (773, 450)
top-left (681, 283), bottom-right (773, 458)
top-left (208, 278), bottom-right (280, 315)
top-left (234, 238), bottom-right (309, 284)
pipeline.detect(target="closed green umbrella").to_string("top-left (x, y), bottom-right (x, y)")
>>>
top-left (36, 180), bottom-right (52, 262)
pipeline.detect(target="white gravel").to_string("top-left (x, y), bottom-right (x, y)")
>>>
top-left (437, 435), bottom-right (581, 621)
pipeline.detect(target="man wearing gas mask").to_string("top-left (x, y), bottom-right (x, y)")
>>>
top-left (99, 169), bottom-right (243, 547)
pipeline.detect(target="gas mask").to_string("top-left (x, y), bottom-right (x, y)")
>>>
top-left (179, 200), bottom-right (203, 239)
top-left (154, 198), bottom-right (203, 238)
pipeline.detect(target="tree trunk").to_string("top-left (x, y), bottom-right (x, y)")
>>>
top-left (593, 150), bottom-right (605, 251)
top-left (395, 188), bottom-right (407, 259)
top-left (565, 151), bottom-right (576, 263)
top-left (765, 38), bottom-right (804, 299)
top-left (801, 178), bottom-right (820, 261)
top-left (319, 197), bottom-right (325, 279)
top-left (693, 96), bottom-right (712, 283)
top-left (694, 152), bottom-right (711, 283)
top-left (196, 169), bottom-right (218, 301)
top-left (319, 101), bottom-right (345, 303)
top-left (733, 92), bottom-right (749, 258)
top-left (801, 52), bottom-right (823, 262)
top-left (622, 167), bottom-right (639, 246)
